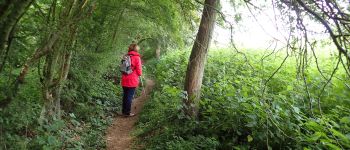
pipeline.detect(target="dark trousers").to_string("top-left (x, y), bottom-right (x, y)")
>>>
top-left (122, 87), bottom-right (136, 115)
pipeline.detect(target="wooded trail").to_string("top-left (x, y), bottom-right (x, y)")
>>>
top-left (106, 79), bottom-right (155, 150)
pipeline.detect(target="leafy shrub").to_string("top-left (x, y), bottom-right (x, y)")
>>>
top-left (135, 49), bottom-right (350, 149)
top-left (0, 54), bottom-right (121, 149)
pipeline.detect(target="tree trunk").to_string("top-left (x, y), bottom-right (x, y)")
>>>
top-left (111, 8), bottom-right (126, 49)
top-left (38, 0), bottom-right (82, 123)
top-left (183, 0), bottom-right (218, 117)
top-left (0, 31), bottom-right (60, 109)
top-left (0, 0), bottom-right (33, 62)
top-left (156, 42), bottom-right (161, 59)
top-left (0, 25), bottom-right (14, 72)
top-left (0, 0), bottom-right (92, 110)
top-left (40, 44), bottom-right (60, 122)
top-left (39, 49), bottom-right (72, 124)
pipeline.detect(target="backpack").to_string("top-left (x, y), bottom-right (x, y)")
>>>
top-left (120, 54), bottom-right (133, 74)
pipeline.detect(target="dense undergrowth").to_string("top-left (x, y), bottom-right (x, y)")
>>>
top-left (135, 49), bottom-right (350, 149)
top-left (0, 53), bottom-right (122, 149)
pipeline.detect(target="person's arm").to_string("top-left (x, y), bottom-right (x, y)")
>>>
top-left (135, 56), bottom-right (142, 76)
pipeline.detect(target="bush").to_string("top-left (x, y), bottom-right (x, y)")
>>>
top-left (135, 49), bottom-right (350, 149)
top-left (0, 54), bottom-right (122, 149)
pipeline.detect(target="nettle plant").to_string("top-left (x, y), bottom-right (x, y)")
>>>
top-left (136, 50), bottom-right (350, 149)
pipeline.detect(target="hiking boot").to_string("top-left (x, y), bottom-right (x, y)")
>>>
top-left (125, 113), bottom-right (136, 117)
top-left (117, 112), bottom-right (136, 117)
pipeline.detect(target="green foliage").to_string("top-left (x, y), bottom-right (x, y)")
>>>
top-left (0, 61), bottom-right (120, 149)
top-left (1, 0), bottom-right (195, 149)
top-left (135, 49), bottom-right (350, 149)
top-left (3, 0), bottom-right (350, 149)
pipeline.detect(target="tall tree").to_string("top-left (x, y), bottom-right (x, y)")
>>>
top-left (37, 0), bottom-right (93, 123)
top-left (183, 0), bottom-right (218, 117)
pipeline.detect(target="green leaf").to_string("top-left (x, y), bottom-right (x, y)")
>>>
top-left (324, 143), bottom-right (341, 150)
top-left (330, 121), bottom-right (340, 128)
top-left (292, 106), bottom-right (300, 114)
top-left (305, 120), bottom-right (324, 132)
top-left (307, 132), bottom-right (322, 142)
top-left (226, 92), bottom-right (235, 97)
top-left (247, 135), bottom-right (253, 142)
top-left (246, 121), bottom-right (257, 127)
top-left (330, 128), bottom-right (349, 143)
top-left (69, 113), bottom-right (76, 118)
top-left (47, 136), bottom-right (57, 145)
top-left (340, 117), bottom-right (350, 124)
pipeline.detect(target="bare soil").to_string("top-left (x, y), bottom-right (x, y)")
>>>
top-left (106, 79), bottom-right (155, 150)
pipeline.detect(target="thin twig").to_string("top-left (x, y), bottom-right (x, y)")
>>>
top-left (317, 54), bottom-right (341, 116)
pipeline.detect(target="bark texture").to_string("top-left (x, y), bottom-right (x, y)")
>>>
top-left (0, 0), bottom-right (33, 65)
top-left (183, 0), bottom-right (218, 117)
top-left (38, 0), bottom-right (84, 123)
top-left (155, 43), bottom-right (161, 59)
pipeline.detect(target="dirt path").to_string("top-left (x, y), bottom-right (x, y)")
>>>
top-left (106, 79), bottom-right (155, 150)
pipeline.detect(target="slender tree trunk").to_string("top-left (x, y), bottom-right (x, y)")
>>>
top-left (183, 0), bottom-right (218, 117)
top-left (39, 49), bottom-right (72, 124)
top-left (0, 0), bottom-right (33, 61)
top-left (111, 7), bottom-right (127, 50)
top-left (39, 0), bottom-right (81, 122)
top-left (0, 26), bottom-right (14, 72)
top-left (39, 44), bottom-right (60, 123)
top-left (0, 32), bottom-right (60, 108)
top-left (0, 0), bottom-right (92, 110)
top-left (156, 42), bottom-right (161, 59)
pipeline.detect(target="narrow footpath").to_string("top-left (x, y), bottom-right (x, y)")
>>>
top-left (106, 79), bottom-right (155, 150)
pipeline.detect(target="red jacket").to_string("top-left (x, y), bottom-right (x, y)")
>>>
top-left (121, 51), bottom-right (142, 87)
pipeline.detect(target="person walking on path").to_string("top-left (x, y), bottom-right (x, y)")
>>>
top-left (119, 43), bottom-right (142, 117)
